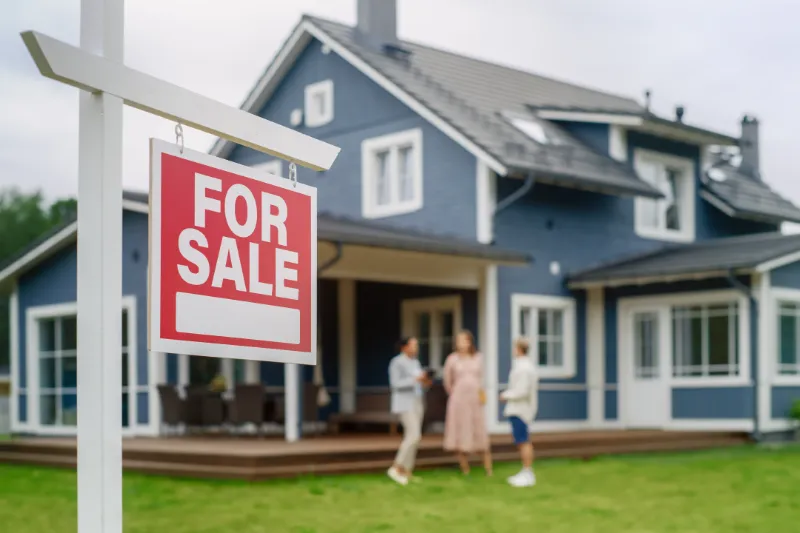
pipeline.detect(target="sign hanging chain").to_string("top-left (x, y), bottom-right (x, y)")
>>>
top-left (174, 123), bottom-right (184, 154)
top-left (289, 162), bottom-right (297, 188)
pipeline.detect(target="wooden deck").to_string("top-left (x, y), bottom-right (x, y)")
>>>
top-left (0, 430), bottom-right (750, 481)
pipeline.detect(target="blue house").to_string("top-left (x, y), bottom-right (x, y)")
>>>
top-left (4, 0), bottom-right (800, 440)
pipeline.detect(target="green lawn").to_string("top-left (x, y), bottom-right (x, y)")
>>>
top-left (1, 446), bottom-right (799, 533)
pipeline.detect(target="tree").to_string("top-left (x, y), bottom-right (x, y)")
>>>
top-left (0, 188), bottom-right (76, 373)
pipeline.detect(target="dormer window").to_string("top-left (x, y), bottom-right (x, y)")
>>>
top-left (304, 80), bottom-right (334, 127)
top-left (633, 149), bottom-right (695, 242)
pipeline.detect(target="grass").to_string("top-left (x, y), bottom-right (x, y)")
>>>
top-left (1, 446), bottom-right (799, 533)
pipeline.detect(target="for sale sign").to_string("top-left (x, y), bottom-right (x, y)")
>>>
top-left (148, 139), bottom-right (317, 365)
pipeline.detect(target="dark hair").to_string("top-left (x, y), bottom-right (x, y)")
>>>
top-left (455, 330), bottom-right (477, 355)
top-left (396, 336), bottom-right (415, 352)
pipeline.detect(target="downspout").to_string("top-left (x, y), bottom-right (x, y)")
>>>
top-left (494, 173), bottom-right (535, 218)
top-left (296, 242), bottom-right (343, 439)
top-left (726, 270), bottom-right (761, 443)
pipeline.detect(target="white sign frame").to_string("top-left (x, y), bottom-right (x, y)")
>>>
top-left (148, 138), bottom-right (318, 365)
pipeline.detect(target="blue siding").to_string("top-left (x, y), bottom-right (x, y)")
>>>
top-left (771, 386), bottom-right (800, 419)
top-left (499, 389), bottom-right (587, 421)
top-left (559, 122), bottom-right (610, 156)
top-left (229, 39), bottom-right (478, 240)
top-left (672, 387), bottom-right (753, 419)
top-left (356, 281), bottom-right (477, 387)
top-left (770, 261), bottom-right (800, 288)
top-left (16, 212), bottom-right (151, 427)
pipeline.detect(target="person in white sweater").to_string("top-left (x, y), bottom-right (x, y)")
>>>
top-left (499, 338), bottom-right (539, 487)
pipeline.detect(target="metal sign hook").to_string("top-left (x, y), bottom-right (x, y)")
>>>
top-left (174, 123), bottom-right (184, 154)
top-left (289, 162), bottom-right (297, 188)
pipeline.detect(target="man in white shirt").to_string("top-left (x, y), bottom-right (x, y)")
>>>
top-left (500, 338), bottom-right (539, 488)
top-left (387, 337), bottom-right (431, 486)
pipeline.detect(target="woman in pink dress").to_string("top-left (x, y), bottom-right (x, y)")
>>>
top-left (443, 330), bottom-right (492, 476)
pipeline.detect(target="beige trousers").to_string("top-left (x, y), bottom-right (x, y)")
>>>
top-left (394, 397), bottom-right (424, 471)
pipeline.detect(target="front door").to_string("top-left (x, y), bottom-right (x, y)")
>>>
top-left (624, 308), bottom-right (670, 428)
top-left (401, 295), bottom-right (462, 378)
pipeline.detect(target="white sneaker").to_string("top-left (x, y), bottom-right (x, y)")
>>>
top-left (387, 467), bottom-right (409, 486)
top-left (508, 470), bottom-right (536, 488)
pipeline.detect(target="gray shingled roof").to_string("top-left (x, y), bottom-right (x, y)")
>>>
top-left (568, 232), bottom-right (800, 287)
top-left (306, 16), bottom-right (660, 199)
top-left (702, 163), bottom-right (800, 224)
top-left (303, 17), bottom-right (800, 221)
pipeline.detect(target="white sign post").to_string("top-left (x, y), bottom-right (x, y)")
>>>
top-left (20, 2), bottom-right (339, 533)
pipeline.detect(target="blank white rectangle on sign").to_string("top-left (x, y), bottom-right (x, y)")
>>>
top-left (175, 292), bottom-right (301, 344)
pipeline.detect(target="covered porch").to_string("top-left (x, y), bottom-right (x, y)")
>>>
top-left (152, 214), bottom-right (530, 441)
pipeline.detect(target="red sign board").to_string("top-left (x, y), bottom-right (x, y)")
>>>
top-left (148, 139), bottom-right (317, 365)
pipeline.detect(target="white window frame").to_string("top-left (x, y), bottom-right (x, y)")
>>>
top-left (304, 79), bottom-right (334, 128)
top-left (24, 296), bottom-right (141, 435)
top-left (772, 287), bottom-right (800, 384)
top-left (511, 294), bottom-right (577, 379)
top-left (618, 290), bottom-right (751, 388)
top-left (252, 159), bottom-right (283, 177)
top-left (361, 128), bottom-right (424, 219)
top-left (633, 148), bottom-right (696, 243)
top-left (401, 295), bottom-right (462, 377)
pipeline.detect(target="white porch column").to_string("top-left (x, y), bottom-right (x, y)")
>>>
top-left (586, 288), bottom-right (606, 427)
top-left (479, 265), bottom-right (500, 431)
top-left (754, 272), bottom-right (773, 433)
top-left (284, 363), bottom-right (300, 442)
top-left (338, 279), bottom-right (357, 413)
top-left (75, 1), bottom-right (124, 532)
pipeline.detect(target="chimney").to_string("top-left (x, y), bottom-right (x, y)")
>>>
top-left (675, 105), bottom-right (685, 123)
top-left (739, 114), bottom-right (761, 180)
top-left (357, 0), bottom-right (398, 49)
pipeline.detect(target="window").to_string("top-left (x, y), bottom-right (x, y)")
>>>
top-left (672, 303), bottom-right (739, 378)
top-left (361, 128), bottom-right (423, 218)
top-left (511, 294), bottom-right (576, 379)
top-left (633, 149), bottom-right (695, 242)
top-left (304, 79), bottom-right (334, 127)
top-left (36, 310), bottom-right (131, 427)
top-left (778, 302), bottom-right (800, 376)
top-left (253, 159), bottom-right (282, 177)
top-left (401, 296), bottom-right (461, 377)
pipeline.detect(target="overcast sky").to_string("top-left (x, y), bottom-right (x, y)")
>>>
top-left (3, 0), bottom-right (800, 208)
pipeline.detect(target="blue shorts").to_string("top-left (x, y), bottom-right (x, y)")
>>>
top-left (509, 416), bottom-right (530, 445)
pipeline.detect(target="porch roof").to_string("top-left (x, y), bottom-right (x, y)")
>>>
top-left (567, 232), bottom-right (800, 288)
top-left (316, 213), bottom-right (530, 264)
top-left (0, 190), bottom-right (530, 287)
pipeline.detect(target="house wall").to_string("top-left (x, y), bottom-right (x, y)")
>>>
top-left (15, 212), bottom-right (151, 429)
top-left (604, 278), bottom-right (754, 423)
top-left (770, 261), bottom-right (800, 288)
top-left (228, 39), bottom-right (478, 240)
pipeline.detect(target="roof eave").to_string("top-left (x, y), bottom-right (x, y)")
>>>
top-left (508, 164), bottom-right (663, 199)
top-left (567, 267), bottom-right (752, 289)
top-left (700, 189), bottom-right (800, 225)
top-left (533, 108), bottom-right (738, 146)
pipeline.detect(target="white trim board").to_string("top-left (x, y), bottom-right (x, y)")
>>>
top-left (210, 19), bottom-right (507, 176)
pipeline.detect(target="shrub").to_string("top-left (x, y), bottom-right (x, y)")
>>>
top-left (789, 399), bottom-right (800, 425)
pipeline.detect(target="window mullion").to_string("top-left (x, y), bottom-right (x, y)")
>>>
top-left (390, 147), bottom-right (400, 206)
top-left (700, 306), bottom-right (709, 377)
top-left (795, 310), bottom-right (800, 375)
top-left (531, 309), bottom-right (540, 365)
top-left (55, 317), bottom-right (63, 426)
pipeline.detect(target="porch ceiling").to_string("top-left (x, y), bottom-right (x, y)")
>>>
top-left (567, 231), bottom-right (800, 288)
